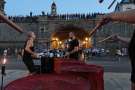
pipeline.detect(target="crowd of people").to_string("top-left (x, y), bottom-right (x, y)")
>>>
top-left (85, 47), bottom-right (128, 56)
top-left (47, 13), bottom-right (104, 20)
top-left (8, 16), bottom-right (38, 23)
top-left (7, 12), bottom-right (104, 23)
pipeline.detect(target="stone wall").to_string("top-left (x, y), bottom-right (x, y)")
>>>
top-left (0, 16), bottom-right (134, 51)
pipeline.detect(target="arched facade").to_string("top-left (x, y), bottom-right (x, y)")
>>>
top-left (51, 25), bottom-right (92, 49)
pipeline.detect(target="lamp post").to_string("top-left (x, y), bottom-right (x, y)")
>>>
top-left (1, 50), bottom-right (7, 90)
top-left (85, 37), bottom-right (89, 48)
top-left (1, 58), bottom-right (6, 90)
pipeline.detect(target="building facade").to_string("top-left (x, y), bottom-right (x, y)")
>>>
top-left (0, 0), bottom-right (135, 55)
top-left (0, 0), bottom-right (5, 14)
top-left (115, 0), bottom-right (135, 12)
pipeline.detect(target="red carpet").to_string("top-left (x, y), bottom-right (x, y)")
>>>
top-left (5, 74), bottom-right (90, 90)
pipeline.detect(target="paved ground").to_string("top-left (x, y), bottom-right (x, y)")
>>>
top-left (0, 70), bottom-right (131, 90)
top-left (0, 55), bottom-right (131, 90)
top-left (0, 56), bottom-right (131, 73)
top-left (104, 73), bottom-right (130, 90)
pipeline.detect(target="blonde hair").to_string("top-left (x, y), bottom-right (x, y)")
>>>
top-left (27, 31), bottom-right (34, 38)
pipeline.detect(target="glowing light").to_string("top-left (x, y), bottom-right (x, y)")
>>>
top-left (2, 58), bottom-right (7, 65)
top-left (83, 41), bottom-right (86, 44)
top-left (59, 41), bottom-right (62, 44)
top-left (85, 37), bottom-right (88, 41)
top-left (56, 38), bottom-right (58, 41)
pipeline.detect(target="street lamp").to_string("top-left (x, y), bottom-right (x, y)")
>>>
top-left (55, 38), bottom-right (58, 41)
top-left (59, 41), bottom-right (62, 44)
top-left (85, 37), bottom-right (89, 48)
top-left (85, 37), bottom-right (88, 41)
top-left (1, 50), bottom-right (7, 90)
top-left (1, 58), bottom-right (7, 90)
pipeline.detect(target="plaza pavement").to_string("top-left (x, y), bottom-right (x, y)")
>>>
top-left (0, 70), bottom-right (131, 90)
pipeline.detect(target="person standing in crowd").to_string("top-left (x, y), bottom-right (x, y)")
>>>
top-left (93, 9), bottom-right (135, 90)
top-left (65, 32), bottom-right (79, 60)
top-left (23, 31), bottom-right (37, 75)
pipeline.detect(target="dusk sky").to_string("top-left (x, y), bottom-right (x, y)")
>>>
top-left (5, 0), bottom-right (121, 16)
